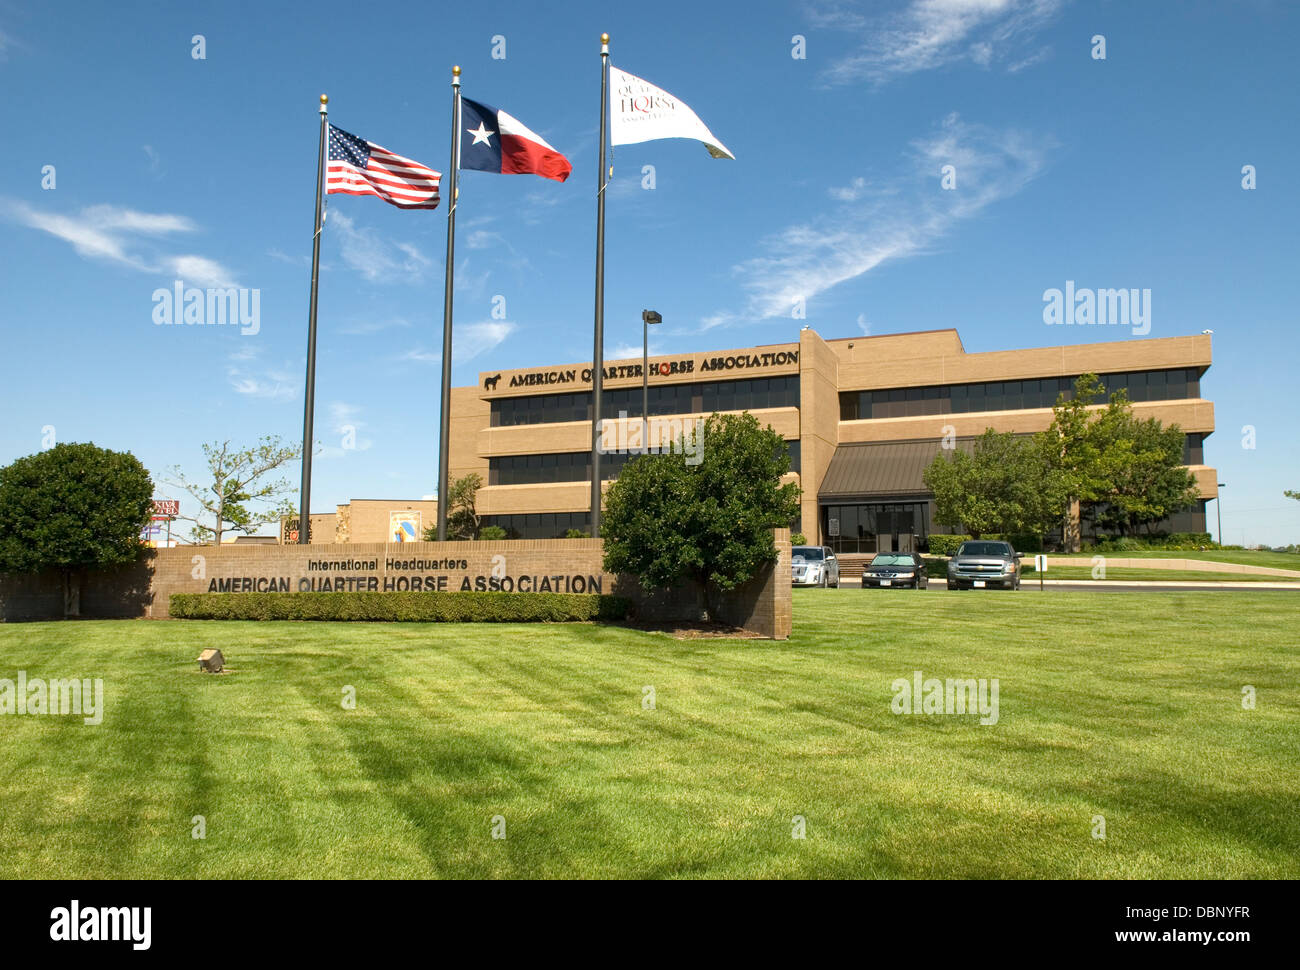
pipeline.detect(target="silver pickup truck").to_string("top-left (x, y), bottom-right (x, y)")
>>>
top-left (946, 540), bottom-right (1023, 590)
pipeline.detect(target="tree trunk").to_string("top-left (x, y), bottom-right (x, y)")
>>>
top-left (62, 570), bottom-right (81, 619)
top-left (1063, 499), bottom-right (1082, 552)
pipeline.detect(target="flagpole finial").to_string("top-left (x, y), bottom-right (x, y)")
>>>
top-left (319, 94), bottom-right (328, 114)
top-left (601, 32), bottom-right (609, 43)
top-left (453, 65), bottom-right (460, 76)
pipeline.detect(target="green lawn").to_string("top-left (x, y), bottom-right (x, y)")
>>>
top-left (1054, 549), bottom-right (1300, 572)
top-left (1, 591), bottom-right (1297, 879)
top-left (1022, 566), bottom-right (1295, 583)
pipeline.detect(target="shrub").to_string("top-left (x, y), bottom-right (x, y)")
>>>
top-left (925, 533), bottom-right (1043, 555)
top-left (989, 533), bottom-right (1044, 553)
top-left (171, 591), bottom-right (631, 622)
top-left (563, 529), bottom-right (591, 539)
top-left (1092, 532), bottom-right (1221, 553)
top-left (925, 534), bottom-right (972, 556)
top-left (791, 533), bottom-right (807, 545)
top-left (0, 442), bottom-right (154, 617)
top-left (920, 556), bottom-right (948, 577)
top-left (477, 525), bottom-right (507, 540)
top-left (602, 412), bottom-right (800, 620)
top-left (1166, 532), bottom-right (1214, 547)
top-left (1101, 536), bottom-right (1143, 552)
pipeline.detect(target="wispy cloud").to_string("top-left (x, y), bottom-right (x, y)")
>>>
top-left (813, 0), bottom-right (1065, 86)
top-left (167, 255), bottom-right (239, 288)
top-left (608, 341), bottom-right (666, 361)
top-left (402, 347), bottom-right (440, 363)
top-left (226, 351), bottom-right (299, 400)
top-left (466, 229), bottom-right (503, 250)
top-left (402, 320), bottom-right (516, 364)
top-left (267, 247), bottom-right (308, 267)
top-left (142, 145), bottom-right (163, 177)
top-left (316, 401), bottom-right (373, 458)
top-left (829, 176), bottom-right (869, 201)
top-left (338, 315), bottom-right (412, 336)
top-left (0, 199), bottom-right (240, 287)
top-left (457, 320), bottom-right (516, 360)
top-left (703, 113), bottom-right (1051, 329)
top-left (327, 209), bottom-right (430, 282)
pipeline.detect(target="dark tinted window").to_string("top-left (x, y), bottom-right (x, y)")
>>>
top-left (957, 542), bottom-right (1014, 557)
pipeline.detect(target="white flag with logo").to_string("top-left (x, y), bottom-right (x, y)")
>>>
top-left (609, 66), bottom-right (734, 160)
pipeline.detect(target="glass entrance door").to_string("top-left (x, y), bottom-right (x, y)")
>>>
top-left (823, 502), bottom-right (929, 554)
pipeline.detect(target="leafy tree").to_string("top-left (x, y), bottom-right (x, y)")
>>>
top-left (1036, 374), bottom-right (1118, 551)
top-left (924, 429), bottom-right (1061, 538)
top-left (166, 436), bottom-right (302, 544)
top-left (479, 525), bottom-right (507, 540)
top-left (1092, 412), bottom-right (1199, 536)
top-left (0, 443), bottom-right (153, 616)
top-left (1037, 374), bottom-right (1199, 547)
top-left (421, 473), bottom-right (484, 540)
top-left (1286, 490), bottom-right (1300, 502)
top-left (601, 412), bottom-right (801, 620)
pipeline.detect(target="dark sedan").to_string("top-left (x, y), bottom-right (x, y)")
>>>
top-left (861, 552), bottom-right (928, 589)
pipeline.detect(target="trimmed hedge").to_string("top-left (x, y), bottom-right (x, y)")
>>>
top-left (926, 533), bottom-right (1043, 554)
top-left (170, 591), bottom-right (632, 622)
top-left (1090, 532), bottom-right (1219, 552)
top-left (992, 533), bottom-right (1043, 553)
top-left (925, 534), bottom-right (971, 556)
top-left (920, 556), bottom-right (948, 577)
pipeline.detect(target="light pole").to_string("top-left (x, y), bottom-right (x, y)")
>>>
top-left (641, 309), bottom-right (662, 447)
top-left (1216, 482), bottom-right (1226, 544)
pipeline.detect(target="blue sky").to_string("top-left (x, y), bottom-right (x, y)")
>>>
top-left (1, 0), bottom-right (1297, 544)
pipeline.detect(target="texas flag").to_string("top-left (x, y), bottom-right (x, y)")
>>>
top-left (460, 97), bottom-right (572, 182)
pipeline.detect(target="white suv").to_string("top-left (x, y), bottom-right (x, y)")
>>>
top-left (792, 546), bottom-right (840, 588)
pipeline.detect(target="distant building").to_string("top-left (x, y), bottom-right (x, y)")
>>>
top-left (281, 499), bottom-right (438, 544)
top-left (452, 327), bottom-right (1215, 551)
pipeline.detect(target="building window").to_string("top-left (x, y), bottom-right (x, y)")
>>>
top-left (489, 450), bottom-right (652, 486)
top-left (837, 368), bottom-right (1201, 421)
top-left (479, 511), bottom-right (593, 539)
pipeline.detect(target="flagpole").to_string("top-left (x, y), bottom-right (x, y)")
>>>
top-left (590, 33), bottom-right (610, 538)
top-left (298, 93), bottom-right (329, 544)
top-left (436, 66), bottom-right (462, 542)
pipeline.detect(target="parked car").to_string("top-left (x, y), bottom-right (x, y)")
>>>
top-left (862, 552), bottom-right (928, 589)
top-left (946, 540), bottom-right (1022, 590)
top-left (791, 545), bottom-right (840, 587)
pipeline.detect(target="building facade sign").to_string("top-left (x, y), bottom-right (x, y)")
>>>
top-left (481, 346), bottom-right (799, 394)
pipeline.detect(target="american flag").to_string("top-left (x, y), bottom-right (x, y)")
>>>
top-left (326, 125), bottom-right (440, 209)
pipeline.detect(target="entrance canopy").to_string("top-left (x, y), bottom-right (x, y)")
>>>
top-left (817, 438), bottom-right (974, 504)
